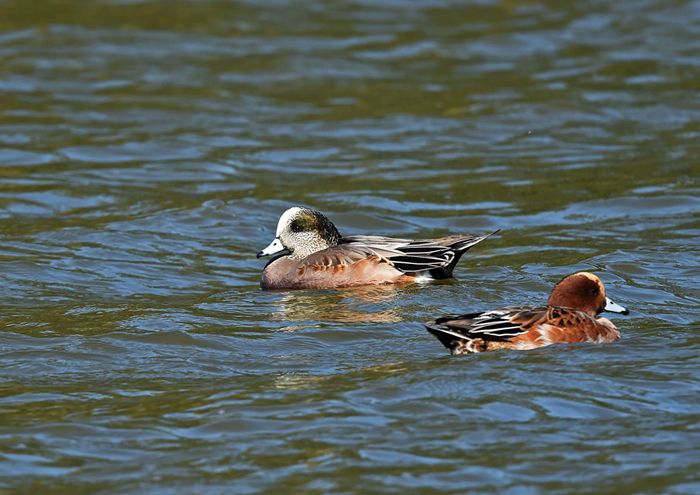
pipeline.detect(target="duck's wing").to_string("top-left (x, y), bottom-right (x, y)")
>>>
top-left (341, 232), bottom-right (497, 276)
top-left (424, 306), bottom-right (535, 354)
top-left (299, 243), bottom-right (384, 267)
top-left (430, 306), bottom-right (543, 339)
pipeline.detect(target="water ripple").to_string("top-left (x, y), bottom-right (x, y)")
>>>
top-left (1, 0), bottom-right (700, 493)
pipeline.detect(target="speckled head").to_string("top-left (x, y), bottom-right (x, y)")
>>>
top-left (548, 272), bottom-right (629, 317)
top-left (257, 207), bottom-right (342, 260)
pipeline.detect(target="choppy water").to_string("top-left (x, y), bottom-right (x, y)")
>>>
top-left (1, 0), bottom-right (700, 493)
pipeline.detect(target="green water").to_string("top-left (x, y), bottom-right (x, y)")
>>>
top-left (1, 0), bottom-right (700, 493)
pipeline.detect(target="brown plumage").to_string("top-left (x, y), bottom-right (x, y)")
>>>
top-left (257, 207), bottom-right (498, 291)
top-left (425, 272), bottom-right (630, 354)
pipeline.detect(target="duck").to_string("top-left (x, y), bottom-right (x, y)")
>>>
top-left (257, 206), bottom-right (498, 290)
top-left (425, 272), bottom-right (629, 354)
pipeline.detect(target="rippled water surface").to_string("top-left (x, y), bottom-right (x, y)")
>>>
top-left (1, 0), bottom-right (700, 493)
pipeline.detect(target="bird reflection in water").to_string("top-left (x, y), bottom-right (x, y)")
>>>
top-left (269, 283), bottom-right (411, 324)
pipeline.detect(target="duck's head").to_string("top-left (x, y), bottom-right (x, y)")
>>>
top-left (548, 272), bottom-right (629, 317)
top-left (257, 206), bottom-right (342, 260)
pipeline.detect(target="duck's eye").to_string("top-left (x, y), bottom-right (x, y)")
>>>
top-left (290, 220), bottom-right (304, 233)
top-left (588, 288), bottom-right (599, 296)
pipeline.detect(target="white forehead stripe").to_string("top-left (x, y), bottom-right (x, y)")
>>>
top-left (276, 207), bottom-right (303, 237)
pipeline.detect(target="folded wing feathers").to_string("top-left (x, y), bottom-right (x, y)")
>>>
top-left (425, 324), bottom-right (471, 342)
top-left (341, 237), bottom-right (454, 272)
top-left (341, 232), bottom-right (498, 274)
top-left (388, 254), bottom-right (453, 272)
top-left (466, 309), bottom-right (527, 337)
top-left (454, 230), bottom-right (499, 249)
top-left (431, 309), bottom-right (528, 339)
top-left (470, 319), bottom-right (527, 338)
top-left (397, 245), bottom-right (450, 255)
top-left (378, 242), bottom-right (453, 272)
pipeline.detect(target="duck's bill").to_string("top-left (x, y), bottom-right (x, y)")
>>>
top-left (257, 237), bottom-right (286, 258)
top-left (605, 297), bottom-right (630, 315)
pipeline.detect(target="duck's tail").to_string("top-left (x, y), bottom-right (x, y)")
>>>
top-left (425, 323), bottom-right (484, 355)
top-left (431, 229), bottom-right (500, 279)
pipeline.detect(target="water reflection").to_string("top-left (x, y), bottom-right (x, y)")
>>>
top-left (269, 283), bottom-right (411, 324)
top-left (1, 0), bottom-right (700, 492)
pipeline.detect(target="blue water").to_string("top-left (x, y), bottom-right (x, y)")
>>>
top-left (1, 0), bottom-right (700, 493)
